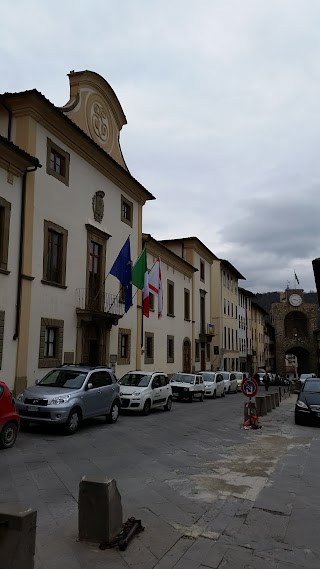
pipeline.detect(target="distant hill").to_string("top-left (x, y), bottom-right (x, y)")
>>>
top-left (254, 291), bottom-right (319, 314)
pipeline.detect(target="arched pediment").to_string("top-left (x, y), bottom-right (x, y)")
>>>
top-left (58, 70), bottom-right (128, 170)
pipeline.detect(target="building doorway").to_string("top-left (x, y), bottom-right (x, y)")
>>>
top-left (182, 338), bottom-right (191, 373)
top-left (200, 342), bottom-right (206, 370)
top-left (81, 322), bottom-right (105, 365)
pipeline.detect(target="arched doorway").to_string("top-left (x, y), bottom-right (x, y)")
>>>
top-left (182, 338), bottom-right (191, 373)
top-left (284, 346), bottom-right (310, 380)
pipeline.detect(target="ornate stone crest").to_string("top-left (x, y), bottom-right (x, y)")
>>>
top-left (91, 102), bottom-right (108, 142)
top-left (92, 190), bottom-right (105, 223)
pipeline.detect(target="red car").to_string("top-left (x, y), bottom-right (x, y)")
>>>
top-left (0, 381), bottom-right (20, 448)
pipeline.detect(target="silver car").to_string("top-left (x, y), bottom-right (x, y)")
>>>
top-left (15, 365), bottom-right (120, 434)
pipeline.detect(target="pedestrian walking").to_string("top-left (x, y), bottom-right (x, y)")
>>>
top-left (263, 373), bottom-right (270, 391)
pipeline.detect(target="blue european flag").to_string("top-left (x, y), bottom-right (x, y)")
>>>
top-left (110, 237), bottom-right (132, 312)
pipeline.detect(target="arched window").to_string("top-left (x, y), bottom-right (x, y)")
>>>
top-left (284, 311), bottom-right (308, 338)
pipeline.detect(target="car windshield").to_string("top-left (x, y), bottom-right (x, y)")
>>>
top-left (38, 370), bottom-right (87, 389)
top-left (171, 374), bottom-right (195, 384)
top-left (303, 380), bottom-right (320, 393)
top-left (201, 373), bottom-right (215, 382)
top-left (119, 373), bottom-right (151, 387)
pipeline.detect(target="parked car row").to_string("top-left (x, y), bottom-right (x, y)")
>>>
top-left (1, 366), bottom-right (245, 448)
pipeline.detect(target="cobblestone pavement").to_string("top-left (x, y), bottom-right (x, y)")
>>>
top-left (1, 387), bottom-right (319, 569)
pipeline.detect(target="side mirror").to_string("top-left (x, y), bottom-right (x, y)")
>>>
top-left (87, 383), bottom-right (93, 390)
top-left (35, 379), bottom-right (40, 385)
top-left (153, 382), bottom-right (160, 389)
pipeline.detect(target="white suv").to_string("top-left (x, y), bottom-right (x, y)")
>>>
top-left (118, 371), bottom-right (172, 415)
top-left (170, 373), bottom-right (205, 402)
top-left (201, 372), bottom-right (225, 398)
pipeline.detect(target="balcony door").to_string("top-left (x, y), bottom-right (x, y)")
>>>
top-left (86, 227), bottom-right (107, 312)
top-left (88, 240), bottom-right (103, 310)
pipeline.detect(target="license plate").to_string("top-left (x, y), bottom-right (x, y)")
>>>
top-left (27, 406), bottom-right (40, 412)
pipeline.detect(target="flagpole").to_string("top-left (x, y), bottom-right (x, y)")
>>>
top-left (141, 308), bottom-right (144, 350)
top-left (294, 270), bottom-right (296, 290)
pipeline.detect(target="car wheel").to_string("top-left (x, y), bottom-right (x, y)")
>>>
top-left (189, 393), bottom-right (193, 403)
top-left (212, 390), bottom-right (216, 399)
top-left (107, 400), bottom-right (120, 424)
top-left (142, 399), bottom-right (151, 415)
top-left (228, 387), bottom-right (230, 394)
top-left (64, 408), bottom-right (81, 435)
top-left (0, 421), bottom-right (18, 449)
top-left (164, 396), bottom-right (172, 411)
top-left (199, 392), bottom-right (204, 402)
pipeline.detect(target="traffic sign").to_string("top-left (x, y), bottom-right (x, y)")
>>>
top-left (241, 377), bottom-right (258, 398)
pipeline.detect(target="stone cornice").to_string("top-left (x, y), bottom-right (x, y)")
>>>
top-left (143, 235), bottom-right (196, 278)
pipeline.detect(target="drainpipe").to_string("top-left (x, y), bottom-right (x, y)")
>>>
top-left (13, 165), bottom-right (39, 340)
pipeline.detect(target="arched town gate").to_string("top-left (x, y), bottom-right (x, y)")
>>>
top-left (285, 346), bottom-right (310, 379)
top-left (271, 289), bottom-right (319, 379)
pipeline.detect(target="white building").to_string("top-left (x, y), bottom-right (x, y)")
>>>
top-left (160, 237), bottom-right (216, 372)
top-left (0, 70), bottom-right (154, 391)
top-left (142, 234), bottom-right (196, 375)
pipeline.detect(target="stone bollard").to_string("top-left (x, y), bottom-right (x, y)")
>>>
top-left (79, 475), bottom-right (123, 545)
top-left (270, 393), bottom-right (276, 409)
top-left (274, 392), bottom-right (280, 407)
top-left (255, 396), bottom-right (267, 417)
top-left (266, 394), bottom-right (273, 412)
top-left (0, 504), bottom-right (37, 569)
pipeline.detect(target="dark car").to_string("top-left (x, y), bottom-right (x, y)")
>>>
top-left (0, 381), bottom-right (20, 448)
top-left (295, 378), bottom-right (320, 425)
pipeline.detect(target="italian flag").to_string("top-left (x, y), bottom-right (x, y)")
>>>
top-left (148, 257), bottom-right (163, 319)
top-left (131, 248), bottom-right (149, 317)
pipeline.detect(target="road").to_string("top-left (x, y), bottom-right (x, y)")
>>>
top-left (1, 387), bottom-right (320, 569)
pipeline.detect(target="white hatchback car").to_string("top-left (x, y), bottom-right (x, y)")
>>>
top-left (220, 371), bottom-right (238, 394)
top-left (170, 373), bottom-right (205, 402)
top-left (118, 371), bottom-right (172, 415)
top-left (200, 372), bottom-right (225, 398)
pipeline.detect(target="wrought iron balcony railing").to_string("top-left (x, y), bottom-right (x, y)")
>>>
top-left (76, 288), bottom-right (125, 317)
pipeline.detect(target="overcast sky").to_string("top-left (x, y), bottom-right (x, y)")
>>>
top-left (2, 0), bottom-right (320, 293)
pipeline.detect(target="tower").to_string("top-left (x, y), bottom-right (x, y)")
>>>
top-left (271, 289), bottom-right (318, 379)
